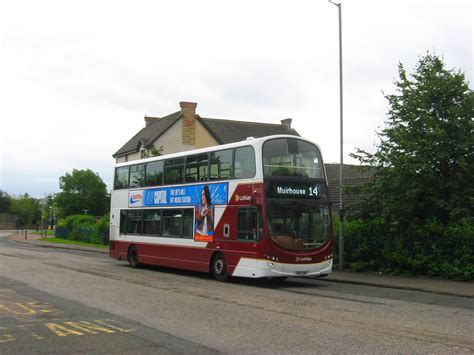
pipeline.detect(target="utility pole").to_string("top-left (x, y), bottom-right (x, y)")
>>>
top-left (41, 206), bottom-right (44, 238)
top-left (328, 0), bottom-right (344, 270)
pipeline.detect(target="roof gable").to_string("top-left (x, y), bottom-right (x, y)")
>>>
top-left (113, 110), bottom-right (300, 158)
top-left (113, 111), bottom-right (181, 157)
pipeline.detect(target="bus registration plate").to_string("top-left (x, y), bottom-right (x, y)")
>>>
top-left (295, 271), bottom-right (308, 276)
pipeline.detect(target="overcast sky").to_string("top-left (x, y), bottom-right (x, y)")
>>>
top-left (0, 0), bottom-right (472, 198)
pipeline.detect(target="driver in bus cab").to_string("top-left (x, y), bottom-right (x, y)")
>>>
top-left (195, 185), bottom-right (214, 235)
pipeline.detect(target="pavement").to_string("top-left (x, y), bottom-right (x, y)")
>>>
top-left (6, 231), bottom-right (474, 298)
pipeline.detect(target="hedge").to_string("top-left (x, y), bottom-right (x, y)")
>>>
top-left (333, 217), bottom-right (474, 280)
top-left (56, 214), bottom-right (109, 245)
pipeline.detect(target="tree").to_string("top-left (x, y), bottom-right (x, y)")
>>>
top-left (344, 53), bottom-right (474, 279)
top-left (141, 145), bottom-right (164, 159)
top-left (352, 53), bottom-right (473, 225)
top-left (0, 191), bottom-right (12, 213)
top-left (10, 194), bottom-right (41, 227)
top-left (55, 169), bottom-right (109, 217)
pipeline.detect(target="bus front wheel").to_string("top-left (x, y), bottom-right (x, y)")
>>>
top-left (211, 253), bottom-right (230, 282)
top-left (127, 246), bottom-right (140, 268)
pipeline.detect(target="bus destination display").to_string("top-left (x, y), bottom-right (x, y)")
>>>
top-left (266, 181), bottom-right (324, 199)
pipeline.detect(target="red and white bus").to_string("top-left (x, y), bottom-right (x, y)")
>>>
top-left (109, 135), bottom-right (333, 281)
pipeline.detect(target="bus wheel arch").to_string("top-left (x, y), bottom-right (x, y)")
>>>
top-left (127, 245), bottom-right (140, 268)
top-left (210, 252), bottom-right (231, 282)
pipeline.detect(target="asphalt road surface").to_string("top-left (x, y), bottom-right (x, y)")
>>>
top-left (0, 232), bottom-right (473, 354)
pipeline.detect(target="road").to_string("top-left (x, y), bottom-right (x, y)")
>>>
top-left (0, 232), bottom-right (473, 354)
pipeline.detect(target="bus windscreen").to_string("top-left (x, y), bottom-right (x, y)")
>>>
top-left (262, 138), bottom-right (323, 179)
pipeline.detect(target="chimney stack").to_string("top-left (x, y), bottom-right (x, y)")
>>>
top-left (180, 101), bottom-right (197, 145)
top-left (144, 115), bottom-right (160, 127)
top-left (281, 118), bottom-right (292, 129)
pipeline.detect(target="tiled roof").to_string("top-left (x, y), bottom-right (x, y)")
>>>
top-left (198, 117), bottom-right (299, 144)
top-left (113, 112), bottom-right (299, 157)
top-left (325, 164), bottom-right (377, 212)
top-left (113, 111), bottom-right (181, 157)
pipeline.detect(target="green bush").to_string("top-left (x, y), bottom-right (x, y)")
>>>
top-left (56, 214), bottom-right (109, 245)
top-left (333, 217), bottom-right (474, 280)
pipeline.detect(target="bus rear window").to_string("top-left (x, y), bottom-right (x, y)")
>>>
top-left (115, 166), bottom-right (130, 189)
top-left (263, 138), bottom-right (323, 179)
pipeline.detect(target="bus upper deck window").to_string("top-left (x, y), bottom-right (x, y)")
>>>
top-left (164, 158), bottom-right (184, 185)
top-left (114, 166), bottom-right (130, 189)
top-left (146, 161), bottom-right (164, 187)
top-left (234, 146), bottom-right (256, 179)
top-left (129, 164), bottom-right (145, 187)
top-left (210, 149), bottom-right (232, 181)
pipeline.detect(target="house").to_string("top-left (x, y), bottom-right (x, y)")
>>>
top-left (113, 101), bottom-right (374, 210)
top-left (113, 101), bottom-right (299, 163)
top-left (325, 163), bottom-right (377, 214)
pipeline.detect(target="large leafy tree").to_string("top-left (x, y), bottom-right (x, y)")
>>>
top-left (10, 193), bottom-right (41, 226)
top-left (55, 169), bottom-right (109, 217)
top-left (0, 191), bottom-right (12, 213)
top-left (353, 53), bottom-right (473, 226)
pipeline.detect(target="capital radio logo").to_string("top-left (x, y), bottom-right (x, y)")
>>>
top-left (129, 193), bottom-right (143, 205)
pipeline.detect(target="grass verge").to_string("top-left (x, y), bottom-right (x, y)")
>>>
top-left (32, 230), bottom-right (56, 236)
top-left (38, 237), bottom-right (108, 249)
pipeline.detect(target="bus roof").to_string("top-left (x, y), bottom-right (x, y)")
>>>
top-left (115, 134), bottom-right (323, 167)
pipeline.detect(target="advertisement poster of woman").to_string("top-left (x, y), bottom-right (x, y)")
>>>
top-left (195, 185), bottom-right (214, 242)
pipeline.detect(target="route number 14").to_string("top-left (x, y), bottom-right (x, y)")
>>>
top-left (308, 186), bottom-right (320, 197)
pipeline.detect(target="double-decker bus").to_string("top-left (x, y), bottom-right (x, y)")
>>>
top-left (109, 135), bottom-right (333, 281)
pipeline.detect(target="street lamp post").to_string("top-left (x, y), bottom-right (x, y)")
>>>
top-left (329, 0), bottom-right (344, 271)
top-left (48, 206), bottom-right (56, 231)
top-left (41, 206), bottom-right (44, 238)
top-left (49, 206), bottom-right (53, 231)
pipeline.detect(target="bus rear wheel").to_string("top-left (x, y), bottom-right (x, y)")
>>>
top-left (211, 254), bottom-right (230, 282)
top-left (127, 246), bottom-right (140, 268)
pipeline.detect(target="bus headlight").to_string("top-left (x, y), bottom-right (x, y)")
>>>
top-left (265, 254), bottom-right (279, 262)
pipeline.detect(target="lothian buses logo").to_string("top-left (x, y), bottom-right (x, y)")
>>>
top-left (235, 194), bottom-right (251, 202)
